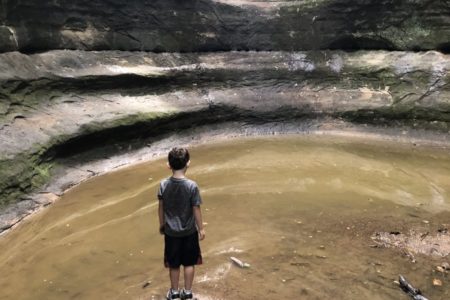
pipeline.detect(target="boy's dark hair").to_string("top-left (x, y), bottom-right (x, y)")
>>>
top-left (168, 147), bottom-right (190, 170)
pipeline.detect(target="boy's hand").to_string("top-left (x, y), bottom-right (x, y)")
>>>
top-left (159, 225), bottom-right (165, 235)
top-left (198, 229), bottom-right (206, 241)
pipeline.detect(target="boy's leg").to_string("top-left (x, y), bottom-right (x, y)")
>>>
top-left (169, 267), bottom-right (181, 290)
top-left (184, 266), bottom-right (195, 290)
top-left (180, 232), bottom-right (202, 292)
top-left (165, 234), bottom-right (182, 293)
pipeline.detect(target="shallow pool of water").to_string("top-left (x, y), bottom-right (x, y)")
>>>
top-left (0, 136), bottom-right (449, 299)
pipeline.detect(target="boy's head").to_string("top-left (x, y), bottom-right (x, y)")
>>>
top-left (168, 147), bottom-right (190, 170)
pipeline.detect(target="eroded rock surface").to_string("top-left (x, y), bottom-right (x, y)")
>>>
top-left (0, 49), bottom-right (449, 234)
top-left (0, 0), bottom-right (449, 53)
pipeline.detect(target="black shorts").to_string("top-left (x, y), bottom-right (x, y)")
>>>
top-left (164, 231), bottom-right (202, 268)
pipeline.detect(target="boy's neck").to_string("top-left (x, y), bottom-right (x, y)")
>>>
top-left (171, 168), bottom-right (187, 179)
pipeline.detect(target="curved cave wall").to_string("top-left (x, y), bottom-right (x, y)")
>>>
top-left (1, 0), bottom-right (450, 53)
top-left (1, 0), bottom-right (450, 232)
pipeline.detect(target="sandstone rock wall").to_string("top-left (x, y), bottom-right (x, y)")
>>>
top-left (0, 50), bottom-right (449, 221)
top-left (1, 0), bottom-right (449, 53)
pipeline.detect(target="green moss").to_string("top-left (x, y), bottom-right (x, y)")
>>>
top-left (0, 157), bottom-right (34, 207)
top-left (31, 163), bottom-right (53, 187)
top-left (378, 17), bottom-right (432, 49)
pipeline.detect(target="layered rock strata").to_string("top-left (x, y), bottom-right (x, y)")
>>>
top-left (0, 49), bottom-right (449, 233)
top-left (1, 0), bottom-right (449, 53)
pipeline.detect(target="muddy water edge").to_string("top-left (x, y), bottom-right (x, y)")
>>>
top-left (0, 135), bottom-right (449, 300)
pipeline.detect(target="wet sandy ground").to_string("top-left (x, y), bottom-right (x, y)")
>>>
top-left (0, 136), bottom-right (449, 299)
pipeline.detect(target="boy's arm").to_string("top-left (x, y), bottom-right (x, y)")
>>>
top-left (158, 200), bottom-right (164, 235)
top-left (193, 205), bottom-right (205, 240)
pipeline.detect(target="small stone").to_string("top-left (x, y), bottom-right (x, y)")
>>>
top-left (436, 266), bottom-right (445, 273)
top-left (423, 220), bottom-right (430, 224)
top-left (433, 278), bottom-right (442, 286)
top-left (442, 262), bottom-right (450, 270)
top-left (318, 245), bottom-right (325, 249)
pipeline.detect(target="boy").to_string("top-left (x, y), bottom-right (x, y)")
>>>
top-left (158, 147), bottom-right (206, 300)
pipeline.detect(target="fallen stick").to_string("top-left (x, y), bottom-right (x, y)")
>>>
top-left (230, 256), bottom-right (250, 268)
top-left (398, 275), bottom-right (429, 300)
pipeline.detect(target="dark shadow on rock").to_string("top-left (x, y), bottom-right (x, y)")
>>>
top-left (437, 42), bottom-right (450, 54)
top-left (42, 105), bottom-right (321, 162)
top-left (328, 36), bottom-right (397, 52)
top-left (1, 0), bottom-right (449, 52)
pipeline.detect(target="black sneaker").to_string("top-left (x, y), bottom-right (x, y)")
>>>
top-left (166, 289), bottom-right (181, 300)
top-left (180, 289), bottom-right (193, 300)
